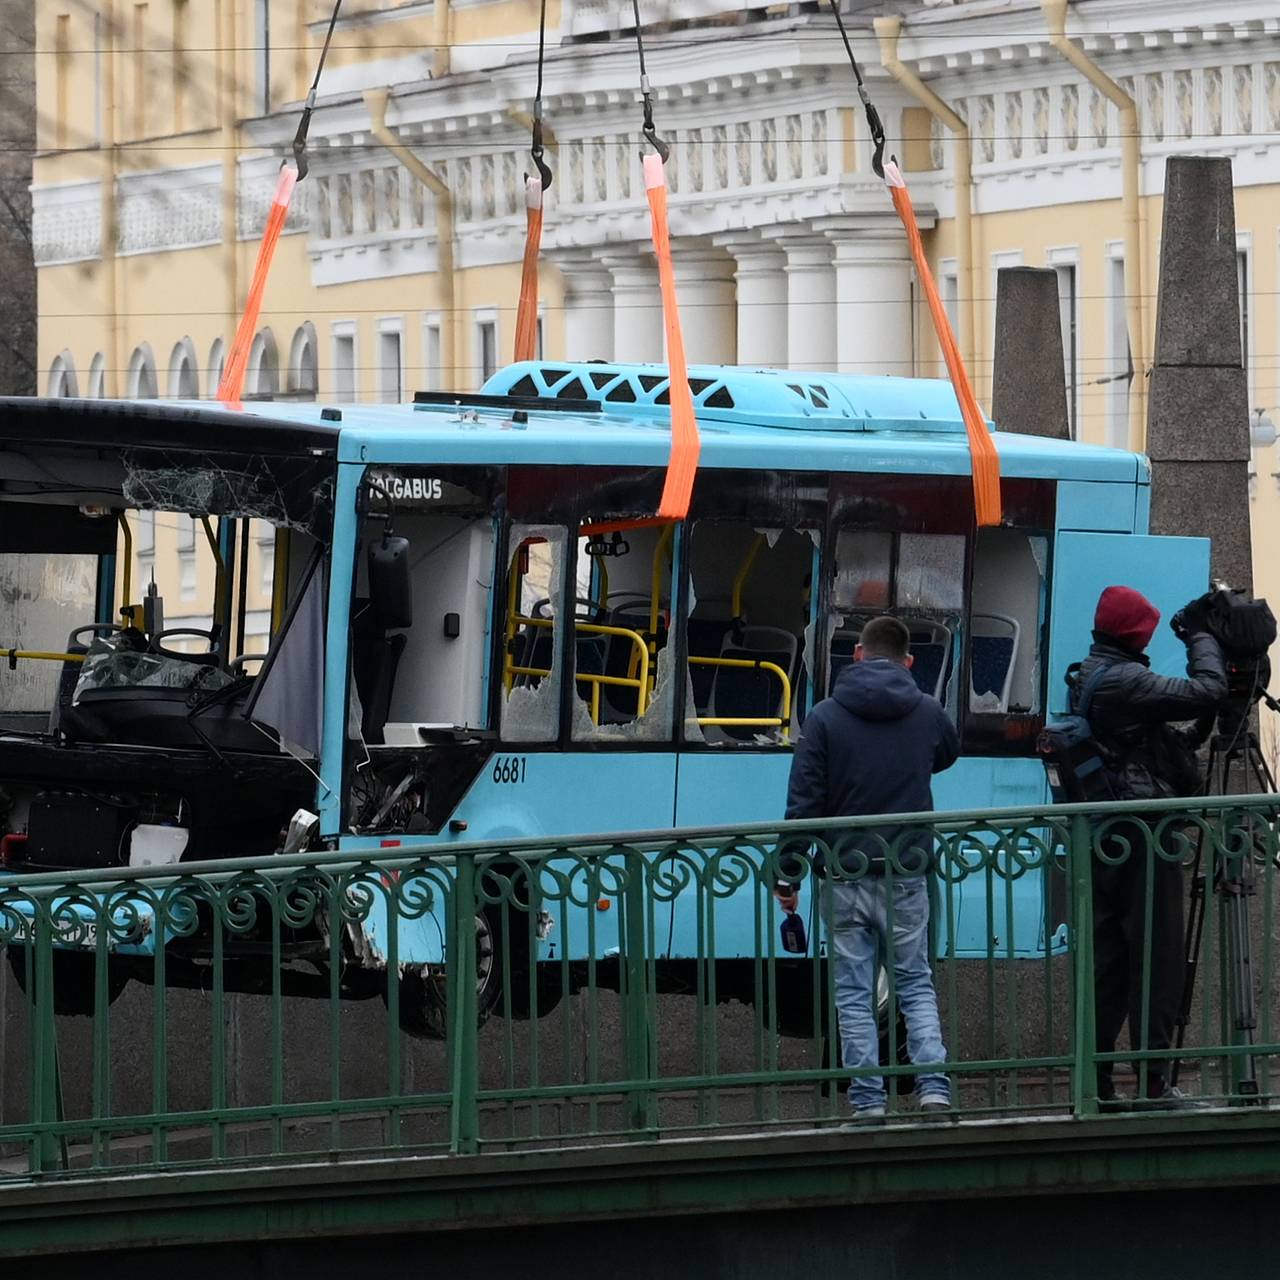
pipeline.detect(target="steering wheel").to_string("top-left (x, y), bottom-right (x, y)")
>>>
top-left (69, 623), bottom-right (127, 650)
top-left (148, 628), bottom-right (223, 667)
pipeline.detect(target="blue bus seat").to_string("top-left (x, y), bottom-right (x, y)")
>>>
top-left (970, 612), bottom-right (1020, 712)
top-left (687, 617), bottom-right (736, 712)
top-left (708, 625), bottom-right (798, 741)
top-left (905, 621), bottom-right (951, 700)
top-left (827, 617), bottom-right (950, 702)
top-left (599, 598), bottom-right (664, 721)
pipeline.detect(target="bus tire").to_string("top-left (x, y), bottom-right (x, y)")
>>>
top-left (389, 906), bottom-right (501, 1041)
top-left (5, 948), bottom-right (130, 1017)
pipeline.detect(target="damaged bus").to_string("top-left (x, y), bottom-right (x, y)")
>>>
top-left (0, 362), bottom-right (1210, 1030)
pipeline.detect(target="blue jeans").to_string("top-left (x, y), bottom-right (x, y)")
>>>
top-left (824, 876), bottom-right (949, 1110)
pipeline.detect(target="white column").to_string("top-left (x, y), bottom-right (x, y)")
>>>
top-left (561, 257), bottom-right (615, 363)
top-left (765, 232), bottom-right (836, 374)
top-left (671, 244), bottom-right (737, 366)
top-left (603, 254), bottom-right (664, 364)
top-left (717, 234), bottom-right (787, 368)
top-left (825, 226), bottom-right (915, 378)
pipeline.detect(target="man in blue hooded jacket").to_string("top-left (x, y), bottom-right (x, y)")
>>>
top-left (780, 615), bottom-right (959, 1121)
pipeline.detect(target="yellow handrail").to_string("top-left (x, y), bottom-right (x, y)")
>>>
top-left (270, 528), bottom-right (290, 636)
top-left (200, 516), bottom-right (227, 639)
top-left (508, 615), bottom-right (651, 724)
top-left (117, 513), bottom-right (133, 625)
top-left (689, 654), bottom-right (792, 742)
top-left (731, 533), bottom-right (765, 618)
top-left (0, 649), bottom-right (85, 665)
top-left (649, 523), bottom-right (674, 650)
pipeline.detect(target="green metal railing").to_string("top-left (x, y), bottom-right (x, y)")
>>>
top-left (0, 792), bottom-right (1277, 1178)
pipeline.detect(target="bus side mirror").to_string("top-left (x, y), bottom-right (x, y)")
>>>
top-left (369, 535), bottom-right (413, 631)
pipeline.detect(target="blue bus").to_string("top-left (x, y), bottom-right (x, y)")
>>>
top-left (0, 361), bottom-right (1209, 1028)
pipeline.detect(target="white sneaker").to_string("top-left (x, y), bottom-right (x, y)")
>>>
top-left (844, 1104), bottom-right (887, 1127)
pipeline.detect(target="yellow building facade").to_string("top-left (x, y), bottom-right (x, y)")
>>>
top-left (30, 0), bottom-right (1280, 708)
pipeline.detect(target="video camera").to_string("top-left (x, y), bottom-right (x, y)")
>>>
top-left (1177, 585), bottom-right (1277, 737)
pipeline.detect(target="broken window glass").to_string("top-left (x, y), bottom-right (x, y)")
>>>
top-left (685, 520), bottom-right (809, 746)
top-left (826, 530), bottom-right (966, 718)
top-left (571, 523), bottom-right (674, 742)
top-left (0, 553), bottom-right (98, 716)
top-left (832, 530), bottom-right (892, 612)
top-left (122, 449), bottom-right (334, 536)
top-left (968, 528), bottom-right (1048, 730)
top-left (73, 635), bottom-right (233, 702)
top-left (500, 524), bottom-right (566, 743)
top-left (897, 533), bottom-right (965, 612)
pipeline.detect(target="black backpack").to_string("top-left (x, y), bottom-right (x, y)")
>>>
top-left (1037, 662), bottom-right (1117, 805)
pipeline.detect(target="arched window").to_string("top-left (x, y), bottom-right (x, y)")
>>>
top-left (287, 322), bottom-right (319, 398)
top-left (87, 353), bottom-right (106, 398)
top-left (127, 344), bottom-right (158, 399)
top-left (167, 337), bottom-right (200, 399)
top-left (246, 328), bottom-right (280, 399)
top-left (208, 338), bottom-right (226, 397)
top-left (47, 351), bottom-right (79, 397)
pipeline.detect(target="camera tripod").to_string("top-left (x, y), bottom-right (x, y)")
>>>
top-left (1171, 693), bottom-right (1280, 1097)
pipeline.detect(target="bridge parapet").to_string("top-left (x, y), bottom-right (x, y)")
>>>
top-left (0, 793), bottom-right (1277, 1184)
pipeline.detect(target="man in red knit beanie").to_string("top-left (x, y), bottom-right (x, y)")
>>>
top-left (1071, 584), bottom-right (1226, 1109)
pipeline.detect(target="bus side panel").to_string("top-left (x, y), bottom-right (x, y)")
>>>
top-left (669, 755), bottom-right (1047, 960)
top-left (1056, 479), bottom-right (1137, 533)
top-left (356, 753), bottom-right (678, 964)
top-left (1134, 481), bottom-right (1151, 534)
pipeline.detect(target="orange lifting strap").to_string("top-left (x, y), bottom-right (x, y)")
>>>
top-left (217, 166), bottom-right (298, 407)
top-left (644, 153), bottom-right (701, 521)
top-left (884, 161), bottom-right (1001, 527)
top-left (217, 0), bottom-right (340, 407)
top-left (824, 0), bottom-right (1000, 527)
top-left (513, 177), bottom-right (544, 363)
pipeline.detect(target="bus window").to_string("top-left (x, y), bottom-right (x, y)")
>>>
top-left (831, 530), bottom-right (892, 612)
top-left (966, 528), bottom-right (1048, 751)
top-left (501, 523), bottom-right (566, 743)
top-left (0, 550), bottom-right (99, 729)
top-left (685, 520), bottom-right (811, 745)
top-left (828, 529), bottom-right (965, 716)
top-left (571, 522), bottom-right (675, 742)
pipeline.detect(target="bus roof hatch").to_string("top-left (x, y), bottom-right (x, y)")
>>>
top-left (483, 361), bottom-right (987, 435)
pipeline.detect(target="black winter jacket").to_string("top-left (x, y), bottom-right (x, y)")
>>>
top-left (1072, 630), bottom-right (1228, 800)
top-left (785, 659), bottom-right (960, 874)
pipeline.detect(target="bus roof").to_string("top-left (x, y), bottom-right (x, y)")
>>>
top-left (0, 364), bottom-right (1144, 484)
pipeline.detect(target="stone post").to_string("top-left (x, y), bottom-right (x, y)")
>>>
top-left (991, 266), bottom-right (1071, 439)
top-left (1146, 156), bottom-right (1252, 589)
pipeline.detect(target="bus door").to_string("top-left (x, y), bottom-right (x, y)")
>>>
top-left (1047, 532), bottom-right (1212, 714)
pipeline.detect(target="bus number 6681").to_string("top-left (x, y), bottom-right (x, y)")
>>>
top-left (491, 756), bottom-right (527, 785)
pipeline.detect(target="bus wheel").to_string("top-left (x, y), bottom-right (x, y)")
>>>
top-left (390, 907), bottom-right (501, 1041)
top-left (5, 948), bottom-right (130, 1017)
